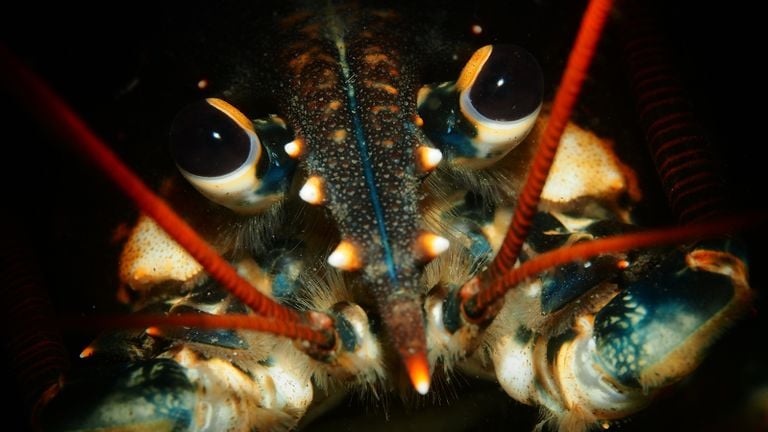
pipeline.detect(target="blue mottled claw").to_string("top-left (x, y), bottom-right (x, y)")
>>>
top-left (594, 241), bottom-right (750, 389)
top-left (41, 359), bottom-right (197, 431)
top-left (487, 214), bottom-right (751, 431)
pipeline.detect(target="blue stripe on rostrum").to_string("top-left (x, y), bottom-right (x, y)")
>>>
top-left (344, 76), bottom-right (398, 282)
top-left (334, 21), bottom-right (398, 282)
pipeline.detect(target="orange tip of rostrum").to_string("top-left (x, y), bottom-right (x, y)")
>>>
top-left (405, 352), bottom-right (431, 395)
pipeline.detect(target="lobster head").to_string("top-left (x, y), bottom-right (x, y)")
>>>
top-left (168, 7), bottom-right (542, 393)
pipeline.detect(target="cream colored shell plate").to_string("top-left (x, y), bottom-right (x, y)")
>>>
top-left (119, 214), bottom-right (203, 290)
top-left (541, 121), bottom-right (641, 206)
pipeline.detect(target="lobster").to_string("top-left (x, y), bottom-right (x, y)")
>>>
top-left (0, 0), bottom-right (764, 427)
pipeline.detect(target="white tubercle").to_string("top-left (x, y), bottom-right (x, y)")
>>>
top-left (327, 241), bottom-right (362, 271)
top-left (417, 146), bottom-right (443, 171)
top-left (418, 232), bottom-right (450, 259)
top-left (299, 176), bottom-right (324, 205)
top-left (283, 139), bottom-right (302, 158)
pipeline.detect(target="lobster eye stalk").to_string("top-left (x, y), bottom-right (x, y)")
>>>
top-left (417, 44), bottom-right (543, 168)
top-left (170, 98), bottom-right (297, 213)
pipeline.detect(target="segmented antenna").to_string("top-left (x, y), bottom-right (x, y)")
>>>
top-left (467, 0), bottom-right (614, 318)
top-left (64, 313), bottom-right (331, 345)
top-left (0, 45), bottom-right (333, 346)
top-left (464, 0), bottom-right (762, 320)
top-left (463, 213), bottom-right (764, 320)
top-left (488, 0), bottom-right (614, 279)
top-left (621, 2), bottom-right (728, 224)
top-left (0, 228), bottom-right (68, 427)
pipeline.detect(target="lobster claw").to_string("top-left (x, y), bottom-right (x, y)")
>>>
top-left (594, 241), bottom-right (751, 389)
top-left (489, 224), bottom-right (752, 430)
top-left (40, 341), bottom-right (315, 431)
top-left (40, 359), bottom-right (197, 431)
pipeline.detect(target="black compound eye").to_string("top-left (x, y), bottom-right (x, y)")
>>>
top-left (170, 98), bottom-right (257, 178)
top-left (465, 44), bottom-right (543, 122)
top-left (168, 98), bottom-right (299, 214)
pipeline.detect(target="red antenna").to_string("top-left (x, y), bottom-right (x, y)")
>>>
top-left (464, 213), bottom-right (764, 320)
top-left (0, 44), bottom-right (333, 346)
top-left (488, 0), bottom-right (615, 280)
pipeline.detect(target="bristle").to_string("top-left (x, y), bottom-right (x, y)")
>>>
top-left (296, 270), bottom-right (351, 312)
top-left (422, 121), bottom-right (540, 207)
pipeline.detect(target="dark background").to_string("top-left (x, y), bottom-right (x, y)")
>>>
top-left (1, 1), bottom-right (766, 431)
